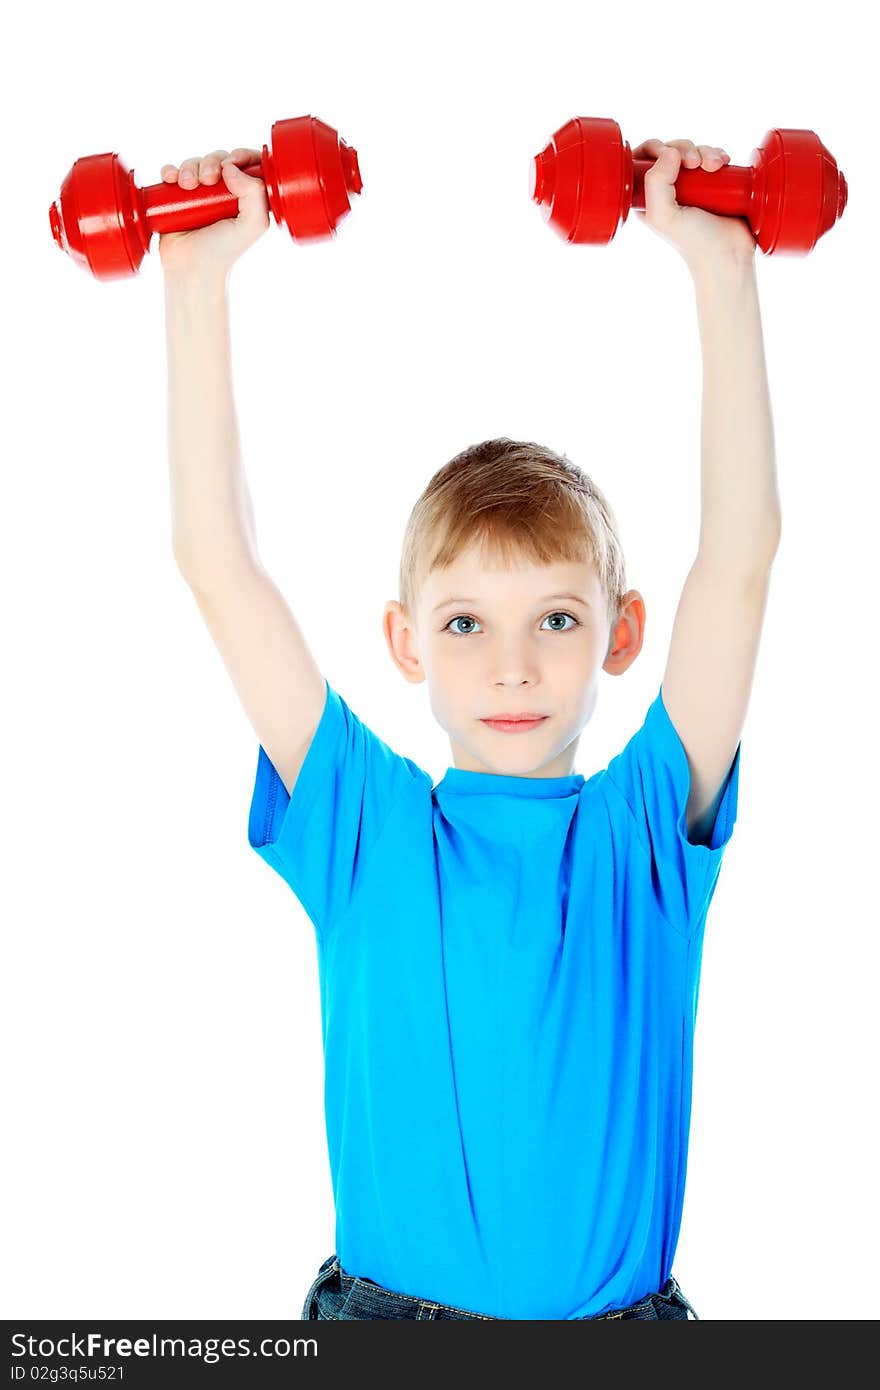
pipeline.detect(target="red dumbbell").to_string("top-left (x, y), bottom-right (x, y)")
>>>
top-left (49, 114), bottom-right (363, 281)
top-left (530, 116), bottom-right (847, 255)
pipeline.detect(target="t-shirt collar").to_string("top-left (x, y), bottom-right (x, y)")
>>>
top-left (435, 768), bottom-right (585, 798)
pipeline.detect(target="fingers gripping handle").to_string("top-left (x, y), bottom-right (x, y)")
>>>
top-left (140, 155), bottom-right (268, 235)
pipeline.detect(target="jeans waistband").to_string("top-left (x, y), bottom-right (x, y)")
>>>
top-left (302, 1254), bottom-right (699, 1320)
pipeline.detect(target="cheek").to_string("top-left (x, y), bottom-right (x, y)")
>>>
top-left (427, 635), bottom-right (465, 666)
top-left (428, 647), bottom-right (464, 698)
top-left (425, 673), bottom-right (461, 732)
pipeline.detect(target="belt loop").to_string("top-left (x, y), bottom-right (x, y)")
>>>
top-left (670, 1276), bottom-right (699, 1320)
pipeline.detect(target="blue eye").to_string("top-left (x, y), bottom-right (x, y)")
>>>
top-left (443, 611), bottom-right (581, 636)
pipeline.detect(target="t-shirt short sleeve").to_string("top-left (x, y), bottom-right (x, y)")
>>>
top-left (247, 677), bottom-right (427, 936)
top-left (603, 683), bottom-right (741, 937)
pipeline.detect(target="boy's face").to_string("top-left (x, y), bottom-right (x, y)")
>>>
top-left (383, 545), bottom-right (645, 777)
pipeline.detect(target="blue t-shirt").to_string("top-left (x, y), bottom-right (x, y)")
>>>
top-left (248, 678), bottom-right (740, 1319)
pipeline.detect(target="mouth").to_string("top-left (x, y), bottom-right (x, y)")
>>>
top-left (480, 716), bottom-right (548, 734)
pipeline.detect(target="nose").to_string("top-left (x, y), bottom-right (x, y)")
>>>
top-left (496, 666), bottom-right (540, 690)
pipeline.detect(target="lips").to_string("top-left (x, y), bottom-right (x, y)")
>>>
top-left (481, 716), bottom-right (548, 734)
top-left (482, 714), bottom-right (546, 722)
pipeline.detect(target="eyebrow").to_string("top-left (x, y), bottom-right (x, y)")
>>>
top-left (431, 592), bottom-right (592, 614)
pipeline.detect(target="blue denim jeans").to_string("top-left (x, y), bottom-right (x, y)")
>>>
top-left (302, 1254), bottom-right (699, 1320)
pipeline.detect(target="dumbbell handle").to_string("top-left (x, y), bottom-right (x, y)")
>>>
top-left (630, 158), bottom-right (753, 218)
top-left (141, 157), bottom-right (266, 234)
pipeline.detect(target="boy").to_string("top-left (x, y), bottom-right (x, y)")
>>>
top-left (161, 134), bottom-right (780, 1320)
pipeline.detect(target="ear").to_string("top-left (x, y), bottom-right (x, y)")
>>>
top-left (383, 600), bottom-right (426, 685)
top-left (603, 589), bottom-right (646, 676)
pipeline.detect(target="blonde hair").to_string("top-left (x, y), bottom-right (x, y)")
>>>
top-left (399, 438), bottom-right (627, 630)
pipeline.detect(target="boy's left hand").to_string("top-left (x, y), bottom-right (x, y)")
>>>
top-left (633, 138), bottom-right (757, 273)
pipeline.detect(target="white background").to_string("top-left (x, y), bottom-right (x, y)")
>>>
top-left (4, 0), bottom-right (877, 1321)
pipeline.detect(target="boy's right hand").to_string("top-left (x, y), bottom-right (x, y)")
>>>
top-left (158, 148), bottom-right (270, 278)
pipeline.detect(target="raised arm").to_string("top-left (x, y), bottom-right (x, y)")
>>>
top-left (164, 267), bottom-right (260, 580)
top-left (633, 136), bottom-right (782, 844)
top-left (162, 150), bottom-right (326, 797)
